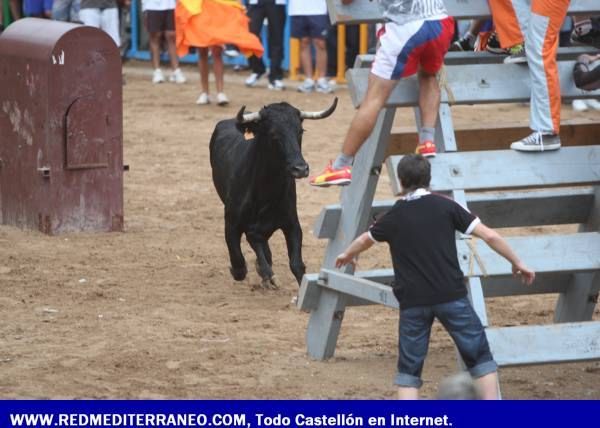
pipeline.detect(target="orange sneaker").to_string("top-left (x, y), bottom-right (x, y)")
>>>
top-left (415, 141), bottom-right (437, 157)
top-left (309, 161), bottom-right (352, 187)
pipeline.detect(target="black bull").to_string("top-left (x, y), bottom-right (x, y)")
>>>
top-left (210, 98), bottom-right (338, 288)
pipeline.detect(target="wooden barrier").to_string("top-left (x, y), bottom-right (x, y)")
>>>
top-left (299, 0), bottom-right (600, 394)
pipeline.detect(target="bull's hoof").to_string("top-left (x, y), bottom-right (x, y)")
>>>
top-left (230, 266), bottom-right (247, 281)
top-left (261, 276), bottom-right (280, 290)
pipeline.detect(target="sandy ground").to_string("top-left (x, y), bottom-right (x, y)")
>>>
top-left (1, 62), bottom-right (599, 399)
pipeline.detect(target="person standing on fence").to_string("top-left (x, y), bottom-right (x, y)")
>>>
top-left (310, 0), bottom-right (453, 187)
top-left (244, 0), bottom-right (287, 90)
top-left (79, 0), bottom-right (121, 46)
top-left (175, 0), bottom-right (263, 105)
top-left (335, 154), bottom-right (535, 400)
top-left (288, 0), bottom-right (333, 93)
top-left (143, 0), bottom-right (186, 84)
top-left (488, 0), bottom-right (570, 152)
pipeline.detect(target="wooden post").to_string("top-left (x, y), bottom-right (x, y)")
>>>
top-left (336, 24), bottom-right (346, 83)
top-left (359, 24), bottom-right (368, 54)
top-left (289, 38), bottom-right (300, 81)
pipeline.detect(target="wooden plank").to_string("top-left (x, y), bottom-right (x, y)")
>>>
top-left (353, 47), bottom-right (598, 68)
top-left (302, 270), bottom-right (574, 310)
top-left (347, 62), bottom-right (600, 108)
top-left (304, 233), bottom-right (600, 308)
top-left (487, 322), bottom-right (600, 366)
top-left (387, 147), bottom-right (600, 195)
top-left (314, 188), bottom-right (594, 240)
top-left (456, 233), bottom-right (600, 277)
top-left (320, 269), bottom-right (399, 309)
top-left (385, 121), bottom-right (600, 156)
top-left (299, 273), bottom-right (376, 311)
top-left (328, 0), bottom-right (599, 24)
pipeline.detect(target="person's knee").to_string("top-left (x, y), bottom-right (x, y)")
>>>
top-left (165, 31), bottom-right (176, 44)
top-left (300, 37), bottom-right (311, 48)
top-left (198, 48), bottom-right (209, 59)
top-left (313, 38), bottom-right (326, 50)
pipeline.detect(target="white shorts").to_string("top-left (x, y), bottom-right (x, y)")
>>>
top-left (79, 7), bottom-right (121, 47)
top-left (371, 14), bottom-right (453, 80)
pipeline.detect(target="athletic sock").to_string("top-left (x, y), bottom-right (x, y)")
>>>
top-left (332, 153), bottom-right (354, 170)
top-left (419, 127), bottom-right (436, 145)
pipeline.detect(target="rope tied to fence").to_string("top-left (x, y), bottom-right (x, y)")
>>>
top-left (437, 65), bottom-right (456, 105)
top-left (466, 238), bottom-right (488, 277)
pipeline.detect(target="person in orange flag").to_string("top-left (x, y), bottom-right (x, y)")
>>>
top-left (176, 0), bottom-right (264, 106)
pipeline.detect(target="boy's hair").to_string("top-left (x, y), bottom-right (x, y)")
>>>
top-left (397, 154), bottom-right (431, 193)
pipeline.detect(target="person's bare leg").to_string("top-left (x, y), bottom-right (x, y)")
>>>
top-left (211, 46), bottom-right (224, 93)
top-left (149, 32), bottom-right (162, 70)
top-left (300, 37), bottom-right (313, 79)
top-left (165, 30), bottom-right (179, 70)
top-left (198, 48), bottom-right (210, 94)
top-left (397, 387), bottom-right (419, 400)
top-left (418, 71), bottom-right (441, 128)
top-left (314, 38), bottom-right (327, 79)
top-left (9, 0), bottom-right (21, 19)
top-left (474, 372), bottom-right (499, 400)
top-left (340, 73), bottom-right (398, 157)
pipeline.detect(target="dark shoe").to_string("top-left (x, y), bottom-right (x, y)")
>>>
top-left (571, 18), bottom-right (600, 47)
top-left (449, 36), bottom-right (474, 52)
top-left (485, 32), bottom-right (505, 54)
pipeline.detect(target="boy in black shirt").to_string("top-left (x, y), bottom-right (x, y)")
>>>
top-left (336, 154), bottom-right (535, 399)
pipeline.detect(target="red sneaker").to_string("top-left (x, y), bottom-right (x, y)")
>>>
top-left (415, 141), bottom-right (437, 157)
top-left (309, 161), bottom-right (352, 187)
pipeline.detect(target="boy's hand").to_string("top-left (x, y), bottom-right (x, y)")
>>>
top-left (335, 252), bottom-right (356, 269)
top-left (512, 262), bottom-right (535, 285)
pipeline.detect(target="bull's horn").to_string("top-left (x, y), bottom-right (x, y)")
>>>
top-left (300, 97), bottom-right (338, 120)
top-left (236, 106), bottom-right (262, 123)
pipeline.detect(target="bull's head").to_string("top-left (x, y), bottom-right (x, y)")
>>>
top-left (236, 98), bottom-right (338, 179)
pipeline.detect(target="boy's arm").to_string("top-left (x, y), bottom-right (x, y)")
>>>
top-left (471, 223), bottom-right (535, 285)
top-left (335, 232), bottom-right (375, 268)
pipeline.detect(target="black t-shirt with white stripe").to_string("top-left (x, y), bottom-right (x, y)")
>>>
top-left (368, 190), bottom-right (479, 309)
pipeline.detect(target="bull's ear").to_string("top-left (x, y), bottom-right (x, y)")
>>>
top-left (236, 106), bottom-right (262, 135)
top-left (236, 119), bottom-right (260, 136)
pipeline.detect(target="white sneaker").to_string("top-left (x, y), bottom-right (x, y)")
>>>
top-left (510, 131), bottom-right (561, 152)
top-left (169, 68), bottom-right (186, 84)
top-left (585, 99), bottom-right (600, 110)
top-left (245, 73), bottom-right (263, 87)
top-left (216, 92), bottom-right (229, 106)
top-left (572, 99), bottom-right (588, 112)
top-left (152, 68), bottom-right (165, 84)
top-left (196, 93), bottom-right (210, 105)
top-left (297, 78), bottom-right (315, 93)
top-left (268, 79), bottom-right (285, 91)
top-left (316, 77), bottom-right (334, 93)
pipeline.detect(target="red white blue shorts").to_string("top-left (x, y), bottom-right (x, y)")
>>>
top-left (372, 15), bottom-right (455, 80)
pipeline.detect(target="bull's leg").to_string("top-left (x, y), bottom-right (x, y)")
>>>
top-left (283, 222), bottom-right (306, 285)
top-left (246, 232), bottom-right (277, 289)
top-left (225, 222), bottom-right (247, 281)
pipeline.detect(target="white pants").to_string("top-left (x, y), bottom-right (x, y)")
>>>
top-left (79, 7), bottom-right (120, 47)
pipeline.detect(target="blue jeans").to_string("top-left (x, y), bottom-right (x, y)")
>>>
top-left (52, 0), bottom-right (80, 22)
top-left (395, 297), bottom-right (497, 388)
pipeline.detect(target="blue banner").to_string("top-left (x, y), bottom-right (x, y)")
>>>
top-left (0, 401), bottom-right (597, 428)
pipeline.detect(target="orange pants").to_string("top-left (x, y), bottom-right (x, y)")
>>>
top-left (488, 0), bottom-right (570, 134)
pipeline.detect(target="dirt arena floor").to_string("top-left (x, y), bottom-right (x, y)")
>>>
top-left (1, 62), bottom-right (600, 399)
